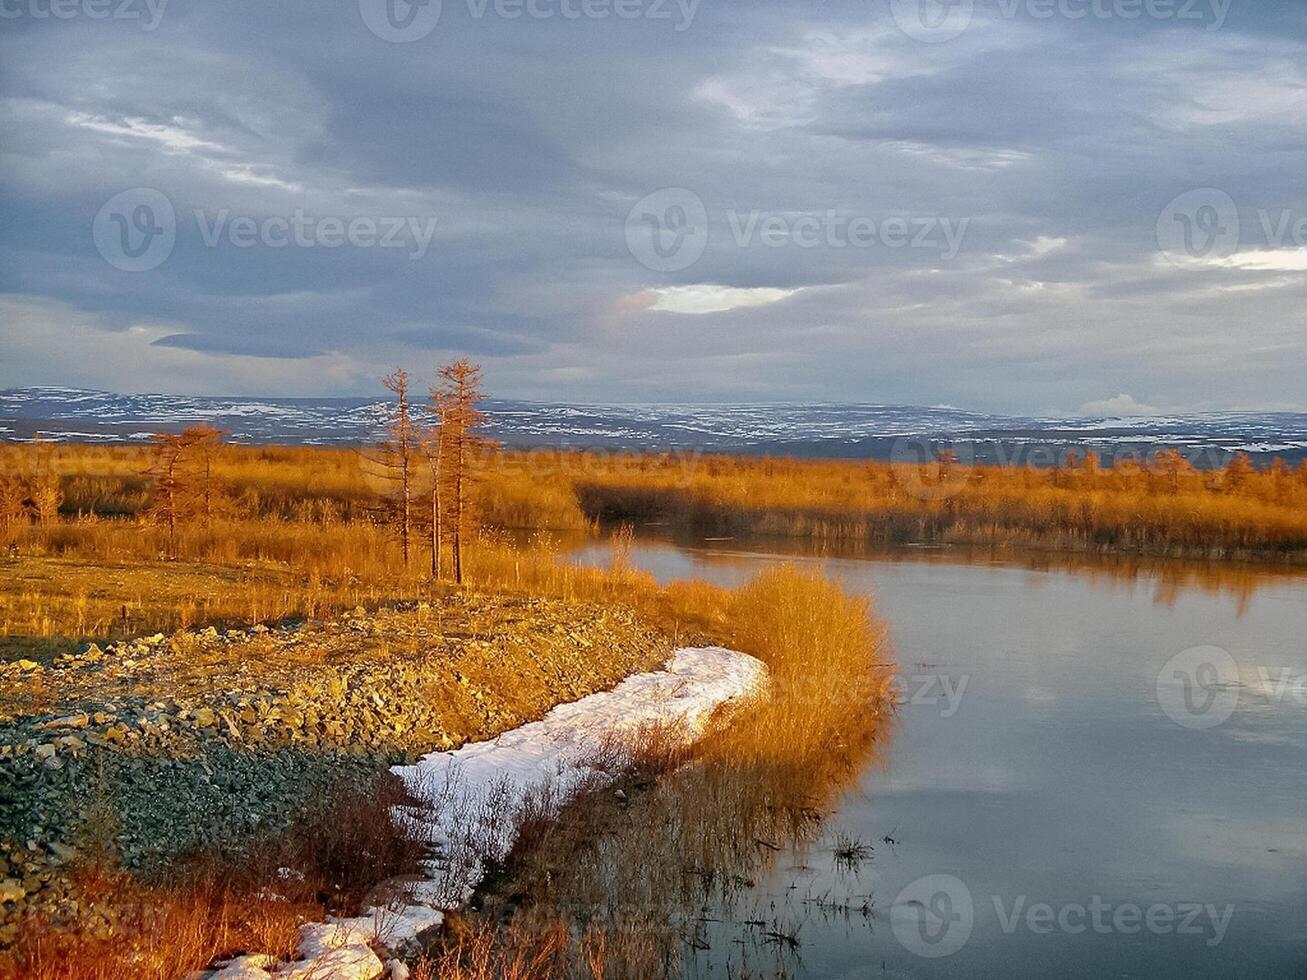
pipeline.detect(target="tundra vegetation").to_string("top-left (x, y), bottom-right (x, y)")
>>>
top-left (0, 364), bottom-right (1301, 976)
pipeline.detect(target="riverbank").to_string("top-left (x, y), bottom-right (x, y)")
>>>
top-left (416, 567), bottom-right (894, 979)
top-left (6, 444), bottom-right (1307, 586)
top-left (203, 646), bottom-right (766, 979)
top-left (1, 561), bottom-right (893, 979)
top-left (0, 592), bottom-right (675, 974)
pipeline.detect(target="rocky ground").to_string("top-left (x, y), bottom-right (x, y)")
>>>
top-left (0, 594), bottom-right (673, 946)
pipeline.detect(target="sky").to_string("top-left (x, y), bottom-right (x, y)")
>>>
top-left (1, 0), bottom-right (1306, 415)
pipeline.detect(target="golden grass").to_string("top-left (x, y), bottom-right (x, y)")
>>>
top-left (1, 774), bottom-right (426, 980)
top-left (443, 566), bottom-right (893, 979)
top-left (7, 442), bottom-right (1307, 579)
top-left (562, 451), bottom-right (1307, 560)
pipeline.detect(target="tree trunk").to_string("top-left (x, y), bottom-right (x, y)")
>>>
top-left (430, 437), bottom-right (442, 580)
top-left (452, 441), bottom-right (463, 585)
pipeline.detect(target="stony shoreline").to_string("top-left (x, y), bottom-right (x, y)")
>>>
top-left (0, 593), bottom-right (674, 946)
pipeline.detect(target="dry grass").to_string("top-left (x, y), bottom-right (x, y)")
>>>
top-left (4, 444), bottom-right (1305, 653)
top-left (410, 917), bottom-right (665, 980)
top-left (562, 450), bottom-right (1307, 560)
top-left (1, 774), bottom-right (425, 980)
top-left (440, 566), bottom-right (893, 979)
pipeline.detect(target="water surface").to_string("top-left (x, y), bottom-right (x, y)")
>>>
top-left (569, 537), bottom-right (1307, 978)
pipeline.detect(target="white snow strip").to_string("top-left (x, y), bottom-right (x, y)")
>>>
top-left (205, 647), bottom-right (764, 980)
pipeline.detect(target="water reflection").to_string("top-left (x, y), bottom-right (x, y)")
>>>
top-left (469, 709), bottom-right (893, 979)
top-left (555, 533), bottom-right (1307, 979)
top-left (567, 528), bottom-right (1301, 618)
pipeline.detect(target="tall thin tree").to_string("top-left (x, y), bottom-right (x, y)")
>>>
top-left (147, 430), bottom-right (199, 555)
top-left (422, 412), bottom-right (444, 580)
top-left (432, 358), bottom-right (490, 585)
top-left (381, 368), bottom-right (417, 565)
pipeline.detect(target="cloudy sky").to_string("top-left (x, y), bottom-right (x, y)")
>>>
top-left (2, 0), bottom-right (1305, 414)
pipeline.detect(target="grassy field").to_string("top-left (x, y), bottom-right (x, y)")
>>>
top-left (0, 437), bottom-right (1301, 975)
top-left (3, 439), bottom-right (1304, 660)
top-left (560, 448), bottom-right (1307, 561)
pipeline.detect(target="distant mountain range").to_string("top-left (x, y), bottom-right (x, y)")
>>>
top-left (3, 387), bottom-right (1306, 467)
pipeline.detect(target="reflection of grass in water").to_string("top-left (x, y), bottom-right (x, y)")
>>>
top-left (831, 831), bottom-right (874, 872)
top-left (423, 566), bottom-right (895, 979)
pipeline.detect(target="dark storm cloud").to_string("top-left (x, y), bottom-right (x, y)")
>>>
top-left (1, 0), bottom-right (1306, 411)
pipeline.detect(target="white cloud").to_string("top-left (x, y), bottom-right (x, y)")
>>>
top-left (646, 285), bottom-right (800, 315)
top-left (883, 140), bottom-right (1032, 171)
top-left (65, 112), bottom-right (226, 154)
top-left (1078, 394), bottom-right (1160, 417)
top-left (1213, 249), bottom-right (1307, 272)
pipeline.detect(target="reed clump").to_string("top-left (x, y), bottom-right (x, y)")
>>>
top-left (450, 565), bottom-right (894, 979)
top-left (560, 450), bottom-right (1307, 561)
top-left (0, 773), bottom-right (425, 980)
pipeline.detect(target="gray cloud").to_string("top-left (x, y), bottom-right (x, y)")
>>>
top-left (1, 0), bottom-right (1305, 412)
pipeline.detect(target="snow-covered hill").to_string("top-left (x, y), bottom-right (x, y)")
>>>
top-left (3, 387), bottom-right (1305, 465)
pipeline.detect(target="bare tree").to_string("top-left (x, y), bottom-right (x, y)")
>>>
top-left (380, 368), bottom-right (417, 565)
top-left (143, 425), bottom-right (228, 554)
top-left (1223, 452), bottom-right (1255, 493)
top-left (422, 414), bottom-right (444, 580)
top-left (147, 431), bottom-right (194, 555)
top-left (26, 436), bottom-right (63, 527)
top-left (0, 475), bottom-right (27, 548)
top-left (432, 358), bottom-right (491, 585)
top-left (188, 424), bottom-right (229, 530)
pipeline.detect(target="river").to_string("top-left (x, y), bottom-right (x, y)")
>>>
top-left (566, 535), bottom-right (1307, 978)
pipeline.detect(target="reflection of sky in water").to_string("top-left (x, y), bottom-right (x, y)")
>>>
top-left (568, 538), bottom-right (1307, 978)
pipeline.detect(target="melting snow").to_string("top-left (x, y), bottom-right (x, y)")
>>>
top-left (205, 646), bottom-right (764, 979)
